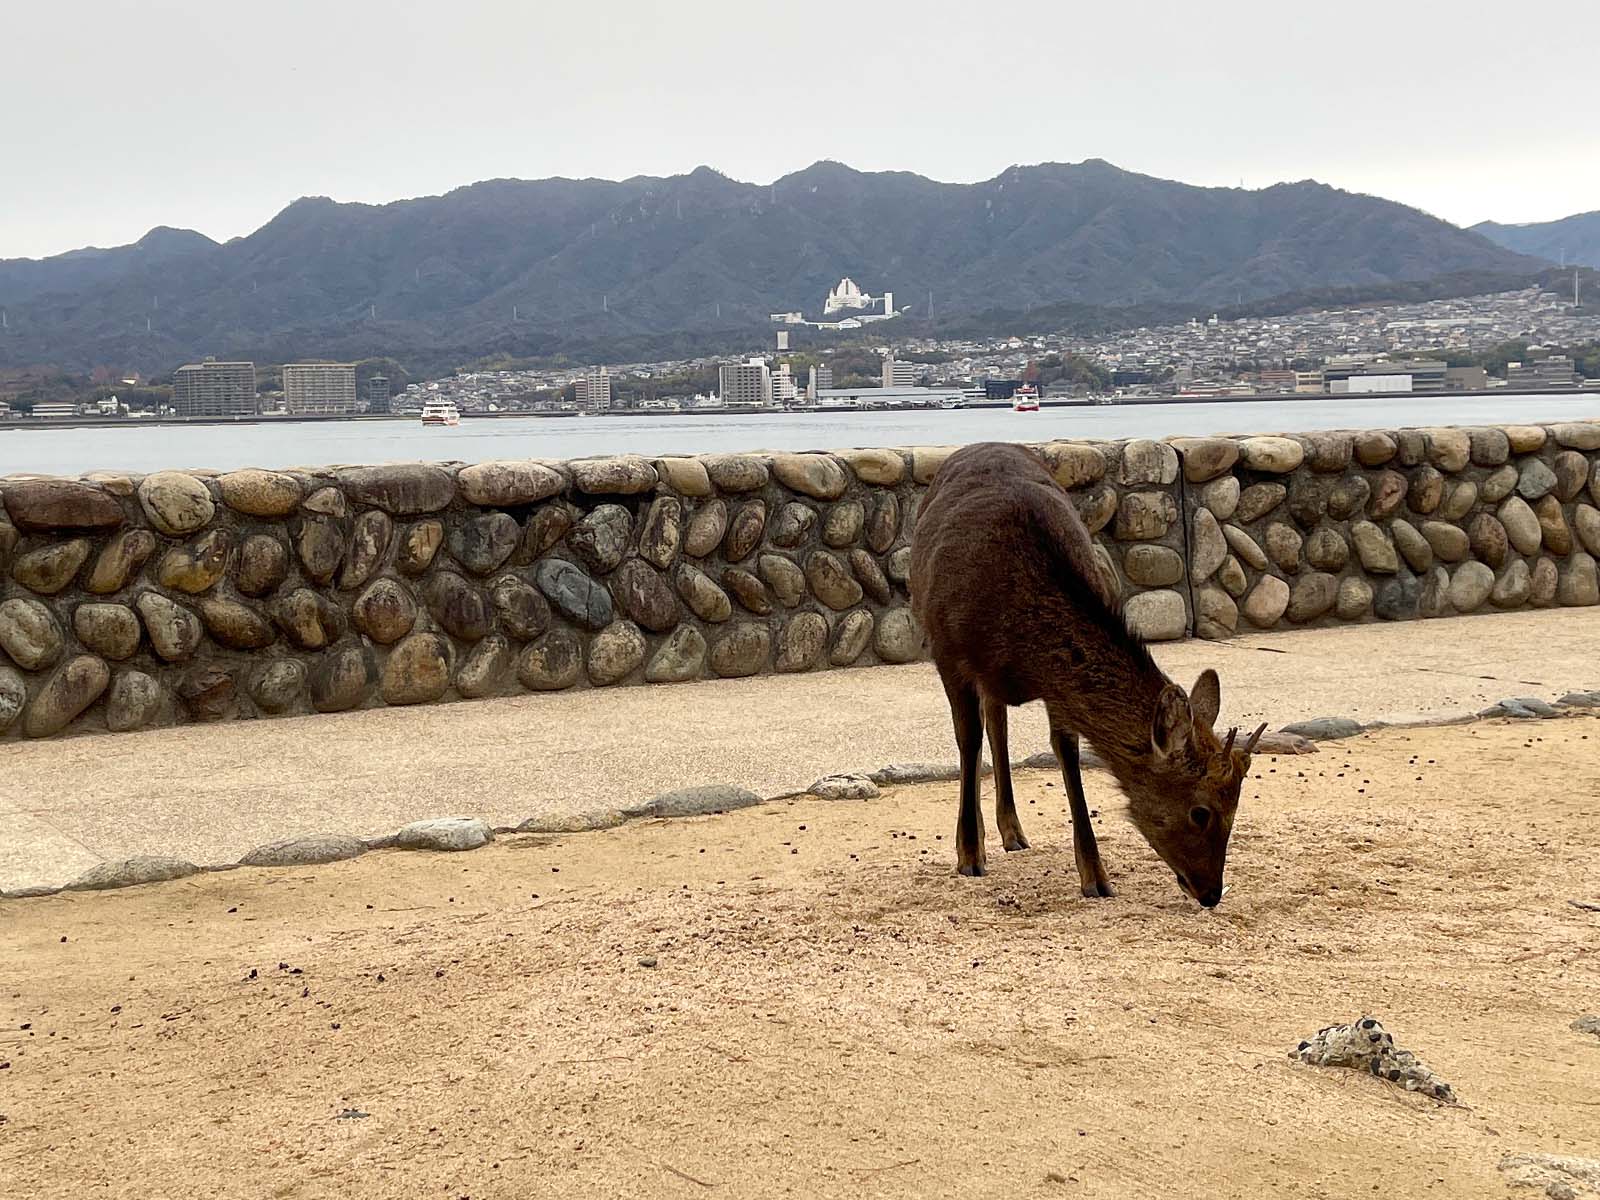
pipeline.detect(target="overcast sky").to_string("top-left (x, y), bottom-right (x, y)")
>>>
top-left (3, 0), bottom-right (1597, 260)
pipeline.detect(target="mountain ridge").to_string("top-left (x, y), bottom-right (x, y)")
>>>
top-left (1473, 211), bottom-right (1600, 270)
top-left (0, 160), bottom-right (1546, 374)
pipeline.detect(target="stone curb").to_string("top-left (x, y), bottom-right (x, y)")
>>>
top-left (5, 697), bottom-right (1597, 902)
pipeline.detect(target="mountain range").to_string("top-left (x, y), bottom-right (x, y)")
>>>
top-left (1473, 211), bottom-right (1600, 270)
top-left (0, 160), bottom-right (1557, 376)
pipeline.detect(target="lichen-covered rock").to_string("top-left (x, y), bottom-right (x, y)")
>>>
top-left (1393, 430), bottom-right (1426, 467)
top-left (1531, 556), bottom-right (1560, 606)
top-left (645, 625), bottom-right (706, 683)
top-left (455, 634), bottom-right (513, 699)
top-left (1304, 527), bottom-right (1348, 572)
top-left (239, 834), bottom-right (366, 868)
top-left (1118, 439), bottom-right (1179, 485)
top-left (301, 486), bottom-right (345, 516)
top-left (1390, 519), bottom-right (1432, 573)
top-left (67, 855), bottom-right (199, 891)
top-left (653, 456), bottom-right (714, 496)
top-left (885, 546), bottom-right (912, 587)
top-left (198, 597), bottom-right (276, 650)
top-left (1347, 521), bottom-right (1396, 574)
top-left (73, 602), bottom-right (140, 660)
top-left (12, 539), bottom-right (90, 594)
top-left (1550, 421), bottom-right (1600, 450)
top-left (702, 453), bottom-right (769, 492)
top-left (136, 592), bottom-right (203, 661)
top-left (521, 505), bottom-right (572, 561)
top-left (911, 446), bottom-right (958, 485)
top-left (381, 633), bottom-right (452, 704)
top-left (838, 447), bottom-right (906, 486)
top-left (295, 517), bottom-right (345, 584)
top-left (1534, 494), bottom-right (1572, 555)
top-left (722, 567), bottom-right (771, 615)
top-left (1326, 475), bottom-right (1370, 520)
top-left (85, 529), bottom-right (156, 594)
top-left (1575, 504), bottom-right (1600, 557)
top-left (1468, 512), bottom-right (1509, 568)
top-left (1335, 576), bottom-right (1373, 621)
top-left (809, 773), bottom-right (880, 800)
top-left (1124, 590), bottom-right (1187, 641)
top-left (1517, 458), bottom-right (1558, 501)
top-left (1242, 574), bottom-right (1290, 627)
top-left (684, 499), bottom-right (729, 558)
top-left (1287, 476), bottom-right (1332, 527)
top-left (1552, 451), bottom-right (1590, 503)
top-left (1199, 476), bottom-right (1240, 520)
top-left (1499, 496), bottom-right (1543, 556)
top-left (849, 548), bottom-right (892, 605)
top-left (1491, 560), bottom-right (1531, 608)
top-left (638, 496), bottom-right (682, 568)
top-left (489, 574), bottom-right (550, 641)
top-left (24, 654), bottom-right (110, 737)
top-left (1191, 508), bottom-right (1227, 579)
top-left (1419, 521), bottom-right (1469, 562)
top-left (1194, 585), bottom-right (1238, 639)
top-left (1113, 491), bottom-right (1178, 540)
top-left (1558, 551), bottom-right (1599, 606)
top-left (272, 588), bottom-right (342, 650)
top-left (337, 464), bottom-right (454, 514)
top-left (1467, 427), bottom-right (1510, 466)
top-left (567, 504), bottom-right (630, 574)
top-left (775, 612), bottom-right (828, 672)
top-left (1218, 555), bottom-right (1248, 598)
top-left (1407, 466), bottom-right (1443, 514)
top-left (874, 607), bottom-right (926, 661)
top-left (310, 644), bottom-right (378, 713)
top-left (534, 558), bottom-right (612, 630)
top-left (138, 471), bottom-right (214, 534)
top-left (709, 621), bottom-right (771, 677)
top-left (235, 534), bottom-right (289, 597)
top-left (0, 597), bottom-right (63, 670)
top-left (396, 518), bottom-right (448, 576)
top-left (675, 564), bottom-right (732, 623)
top-left (1438, 479), bottom-right (1477, 522)
top-left (1074, 485), bottom-right (1119, 534)
top-left (156, 530), bottom-right (230, 594)
top-left (450, 511), bottom-right (519, 575)
top-left (339, 510), bottom-right (393, 589)
top-left (3, 479), bottom-right (125, 530)
top-left (722, 500), bottom-right (766, 561)
top-left (1422, 427), bottom-right (1470, 472)
top-left (1286, 572), bottom-right (1338, 623)
top-left (1169, 437), bottom-right (1237, 483)
top-left (1352, 431), bottom-right (1397, 467)
top-left (1235, 482), bottom-right (1287, 523)
top-left (1448, 561), bottom-right (1494, 612)
top-left (570, 455), bottom-right (657, 495)
top-left (1303, 432), bottom-right (1353, 473)
top-left (456, 460), bottom-right (565, 506)
top-left (350, 578), bottom-right (416, 644)
top-left (1480, 464), bottom-right (1519, 504)
top-left (769, 501), bottom-right (818, 548)
top-left (1374, 568), bottom-right (1421, 621)
top-left (1263, 523), bottom-right (1303, 574)
top-left (1419, 565), bottom-right (1453, 619)
top-left (830, 609), bottom-right (874, 665)
top-left (611, 559), bottom-right (680, 632)
top-left (757, 553), bottom-right (806, 608)
top-left (1217, 525), bottom-right (1264, 574)
top-left (805, 550), bottom-right (864, 610)
top-left (1237, 436), bottom-right (1304, 473)
top-left (425, 571), bottom-right (493, 642)
top-left (822, 500), bottom-right (864, 548)
top-left (218, 469), bottom-right (302, 517)
top-left (395, 817), bottom-right (493, 852)
top-left (249, 660), bottom-right (306, 713)
top-left (1289, 1016), bottom-right (1455, 1103)
top-left (1124, 543), bottom-right (1184, 587)
top-left (518, 628), bottom-right (583, 690)
top-left (1503, 424), bottom-right (1548, 453)
top-left (106, 670), bottom-right (161, 732)
top-left (1365, 470), bottom-right (1407, 520)
top-left (771, 453), bottom-right (848, 499)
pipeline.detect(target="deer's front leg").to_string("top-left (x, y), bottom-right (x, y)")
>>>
top-left (1051, 728), bottom-right (1113, 898)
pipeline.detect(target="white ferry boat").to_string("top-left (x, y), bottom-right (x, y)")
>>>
top-left (1011, 385), bottom-right (1040, 412)
top-left (420, 402), bottom-right (460, 427)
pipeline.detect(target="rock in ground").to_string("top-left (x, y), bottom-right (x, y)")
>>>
top-left (1289, 1016), bottom-right (1455, 1103)
top-left (394, 818), bottom-right (494, 852)
top-left (808, 774), bottom-right (881, 800)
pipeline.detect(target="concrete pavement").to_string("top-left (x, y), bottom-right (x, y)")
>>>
top-left (3, 608), bottom-right (1598, 893)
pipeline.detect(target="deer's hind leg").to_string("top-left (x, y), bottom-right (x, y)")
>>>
top-left (983, 695), bottom-right (1028, 852)
top-left (945, 679), bottom-right (986, 876)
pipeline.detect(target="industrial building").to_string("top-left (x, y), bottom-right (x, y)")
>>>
top-left (1506, 355), bottom-right (1579, 389)
top-left (881, 355), bottom-right (920, 387)
top-left (172, 361), bottom-right (257, 417)
top-left (283, 363), bottom-right (359, 414)
top-left (718, 359), bottom-right (773, 407)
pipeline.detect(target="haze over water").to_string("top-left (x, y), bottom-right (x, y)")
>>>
top-left (3, 393), bottom-right (1598, 477)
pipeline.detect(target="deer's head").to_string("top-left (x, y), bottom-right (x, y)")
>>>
top-left (1121, 669), bottom-right (1263, 907)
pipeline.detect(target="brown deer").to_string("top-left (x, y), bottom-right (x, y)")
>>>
top-left (909, 442), bottom-right (1264, 905)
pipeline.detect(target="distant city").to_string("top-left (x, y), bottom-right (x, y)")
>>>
top-left (2, 279), bottom-right (1594, 424)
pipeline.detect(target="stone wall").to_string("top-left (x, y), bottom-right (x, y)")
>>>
top-left (1, 421), bottom-right (1597, 742)
top-left (1176, 422), bottom-right (1600, 637)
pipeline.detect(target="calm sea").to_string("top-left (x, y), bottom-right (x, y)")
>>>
top-left (3, 393), bottom-right (1598, 477)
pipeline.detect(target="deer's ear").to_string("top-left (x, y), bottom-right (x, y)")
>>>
top-left (1189, 669), bottom-right (1222, 729)
top-left (1151, 684), bottom-right (1193, 758)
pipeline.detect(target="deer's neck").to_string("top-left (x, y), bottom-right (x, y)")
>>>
top-left (1037, 637), bottom-right (1170, 779)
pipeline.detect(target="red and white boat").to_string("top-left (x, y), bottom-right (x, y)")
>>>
top-left (1011, 385), bottom-right (1040, 412)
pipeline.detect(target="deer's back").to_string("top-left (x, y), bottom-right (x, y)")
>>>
top-left (911, 442), bottom-right (1118, 702)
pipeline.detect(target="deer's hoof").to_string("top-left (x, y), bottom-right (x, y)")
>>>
top-left (1001, 831), bottom-right (1030, 852)
top-left (957, 860), bottom-right (988, 877)
top-left (1080, 879), bottom-right (1115, 899)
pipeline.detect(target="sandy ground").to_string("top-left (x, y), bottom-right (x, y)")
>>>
top-left (3, 719), bottom-right (1599, 1199)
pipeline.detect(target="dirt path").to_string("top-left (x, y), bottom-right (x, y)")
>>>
top-left (3, 719), bottom-right (1599, 1199)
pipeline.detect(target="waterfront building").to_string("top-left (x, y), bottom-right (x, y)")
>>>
top-left (807, 364), bottom-right (833, 400)
top-left (718, 359), bottom-right (773, 407)
top-left (172, 360), bottom-right (257, 417)
top-left (882, 355), bottom-right (919, 387)
top-left (283, 363), bottom-right (359, 415)
top-left (772, 363), bottom-right (798, 405)
top-left (363, 374), bottom-right (392, 413)
top-left (575, 366), bottom-right (613, 410)
top-left (1506, 355), bottom-right (1579, 389)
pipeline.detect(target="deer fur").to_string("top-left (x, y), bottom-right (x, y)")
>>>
top-left (909, 442), bottom-right (1263, 905)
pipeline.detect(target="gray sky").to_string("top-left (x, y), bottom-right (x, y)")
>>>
top-left (4, 0), bottom-right (1597, 260)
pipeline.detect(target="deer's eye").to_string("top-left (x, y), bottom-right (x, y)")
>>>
top-left (1189, 806), bottom-right (1212, 830)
